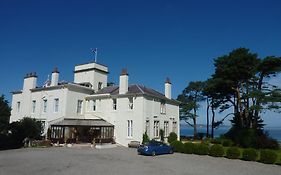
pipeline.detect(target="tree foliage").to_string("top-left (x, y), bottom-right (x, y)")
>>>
top-left (0, 95), bottom-right (11, 134)
top-left (177, 81), bottom-right (205, 138)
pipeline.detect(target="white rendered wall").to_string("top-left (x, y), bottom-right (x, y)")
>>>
top-left (84, 94), bottom-right (179, 146)
top-left (74, 63), bottom-right (108, 92)
top-left (84, 95), bottom-right (144, 146)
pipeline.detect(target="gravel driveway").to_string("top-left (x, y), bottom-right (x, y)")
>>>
top-left (0, 146), bottom-right (280, 175)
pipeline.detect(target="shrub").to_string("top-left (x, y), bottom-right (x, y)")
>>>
top-left (259, 149), bottom-right (278, 164)
top-left (242, 148), bottom-right (258, 161)
top-left (226, 147), bottom-right (241, 159)
top-left (222, 139), bottom-right (233, 147)
top-left (209, 144), bottom-right (224, 157)
top-left (210, 138), bottom-right (222, 144)
top-left (142, 132), bottom-right (150, 144)
top-left (193, 143), bottom-right (209, 155)
top-left (160, 129), bottom-right (164, 142)
top-left (168, 132), bottom-right (178, 144)
top-left (183, 142), bottom-right (194, 154)
top-left (170, 141), bottom-right (184, 153)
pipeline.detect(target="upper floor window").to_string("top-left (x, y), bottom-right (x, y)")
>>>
top-left (128, 97), bottom-right (133, 110)
top-left (54, 98), bottom-right (59, 112)
top-left (17, 101), bottom-right (20, 113)
top-left (92, 100), bottom-right (96, 111)
top-left (160, 101), bottom-right (166, 114)
top-left (32, 100), bottom-right (36, 113)
top-left (113, 99), bottom-right (117, 110)
top-left (127, 120), bottom-right (133, 137)
top-left (43, 99), bottom-right (47, 113)
top-left (98, 82), bottom-right (103, 90)
top-left (77, 100), bottom-right (83, 114)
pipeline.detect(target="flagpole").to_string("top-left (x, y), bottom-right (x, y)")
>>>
top-left (95, 48), bottom-right (98, 63)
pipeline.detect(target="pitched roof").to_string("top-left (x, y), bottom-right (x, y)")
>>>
top-left (95, 84), bottom-right (179, 104)
top-left (51, 119), bottom-right (113, 127)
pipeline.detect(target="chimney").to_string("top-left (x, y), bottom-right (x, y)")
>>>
top-left (51, 67), bottom-right (59, 86)
top-left (23, 72), bottom-right (37, 91)
top-left (119, 68), bottom-right (129, 94)
top-left (165, 77), bottom-right (171, 99)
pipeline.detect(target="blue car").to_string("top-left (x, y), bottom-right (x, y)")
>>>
top-left (137, 141), bottom-right (174, 156)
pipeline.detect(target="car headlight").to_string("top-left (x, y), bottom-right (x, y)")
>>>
top-left (144, 146), bottom-right (148, 151)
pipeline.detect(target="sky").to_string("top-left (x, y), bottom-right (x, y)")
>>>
top-left (0, 0), bottom-right (281, 127)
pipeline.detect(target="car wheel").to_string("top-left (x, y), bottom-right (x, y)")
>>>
top-left (169, 149), bottom-right (174, 154)
top-left (152, 151), bottom-right (156, 156)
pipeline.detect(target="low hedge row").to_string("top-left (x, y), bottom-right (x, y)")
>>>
top-left (170, 141), bottom-right (280, 164)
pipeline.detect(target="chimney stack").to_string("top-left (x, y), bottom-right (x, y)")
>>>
top-left (23, 72), bottom-right (37, 91)
top-left (119, 68), bottom-right (129, 94)
top-left (165, 77), bottom-right (171, 99)
top-left (51, 67), bottom-right (59, 86)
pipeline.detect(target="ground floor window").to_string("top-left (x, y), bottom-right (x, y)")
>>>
top-left (51, 126), bottom-right (64, 139)
top-left (164, 121), bottom-right (169, 137)
top-left (145, 120), bottom-right (150, 135)
top-left (172, 121), bottom-right (177, 133)
top-left (153, 121), bottom-right (160, 138)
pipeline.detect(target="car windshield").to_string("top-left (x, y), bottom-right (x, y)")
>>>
top-left (146, 141), bottom-right (165, 146)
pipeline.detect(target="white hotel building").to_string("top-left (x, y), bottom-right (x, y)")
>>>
top-left (10, 62), bottom-right (180, 146)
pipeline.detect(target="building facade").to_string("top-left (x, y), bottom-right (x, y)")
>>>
top-left (10, 62), bottom-right (180, 146)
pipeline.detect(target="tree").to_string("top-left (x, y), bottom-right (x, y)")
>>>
top-left (210, 48), bottom-right (281, 148)
top-left (9, 117), bottom-right (43, 147)
top-left (0, 95), bottom-right (11, 134)
top-left (177, 81), bottom-right (205, 138)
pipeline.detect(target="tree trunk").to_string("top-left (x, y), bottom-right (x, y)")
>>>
top-left (235, 86), bottom-right (243, 127)
top-left (193, 108), bottom-right (197, 139)
top-left (206, 98), bottom-right (210, 137)
top-left (211, 102), bottom-right (215, 138)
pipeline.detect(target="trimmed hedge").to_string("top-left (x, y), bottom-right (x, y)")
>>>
top-left (242, 148), bottom-right (258, 161)
top-left (193, 144), bottom-right (209, 155)
top-left (209, 144), bottom-right (224, 157)
top-left (183, 142), bottom-right (194, 154)
top-left (259, 149), bottom-right (278, 164)
top-left (226, 147), bottom-right (241, 159)
top-left (170, 141), bottom-right (184, 153)
top-left (168, 132), bottom-right (178, 144)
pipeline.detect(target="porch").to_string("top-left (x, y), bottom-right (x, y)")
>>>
top-left (50, 119), bottom-right (114, 144)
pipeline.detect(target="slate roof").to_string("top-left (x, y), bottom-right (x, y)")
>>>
top-left (95, 84), bottom-right (179, 104)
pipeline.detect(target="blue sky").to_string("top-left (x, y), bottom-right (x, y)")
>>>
top-left (0, 0), bottom-right (281, 127)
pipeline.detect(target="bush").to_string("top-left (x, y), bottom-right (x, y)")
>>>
top-left (183, 142), bottom-right (195, 154)
top-left (142, 132), bottom-right (150, 144)
top-left (170, 141), bottom-right (184, 153)
top-left (226, 147), bottom-right (241, 159)
top-left (209, 144), bottom-right (224, 157)
top-left (210, 138), bottom-right (222, 144)
top-left (193, 144), bottom-right (209, 155)
top-left (242, 148), bottom-right (258, 161)
top-left (259, 150), bottom-right (278, 164)
top-left (222, 139), bottom-right (233, 147)
top-left (168, 132), bottom-right (178, 144)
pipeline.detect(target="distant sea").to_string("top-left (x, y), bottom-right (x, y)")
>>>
top-left (180, 125), bottom-right (281, 142)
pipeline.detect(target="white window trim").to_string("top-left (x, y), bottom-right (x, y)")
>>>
top-left (54, 98), bottom-right (59, 113)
